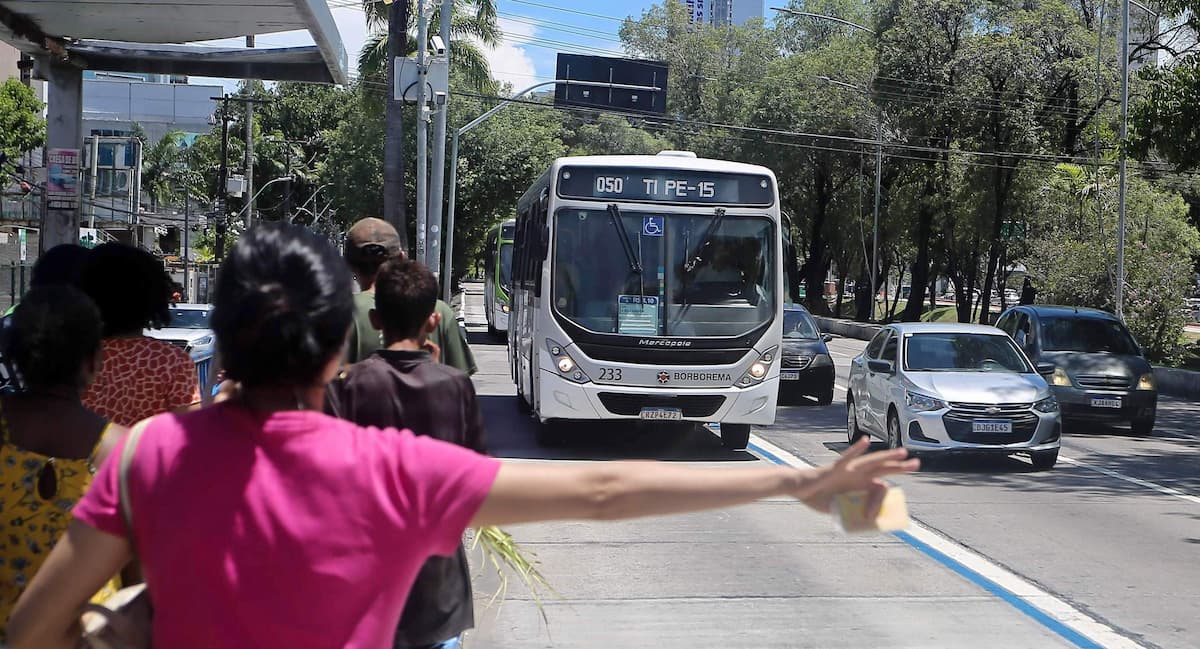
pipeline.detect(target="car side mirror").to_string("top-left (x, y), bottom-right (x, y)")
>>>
top-left (822, 333), bottom-right (833, 342)
top-left (867, 359), bottom-right (894, 374)
top-left (1036, 362), bottom-right (1056, 375)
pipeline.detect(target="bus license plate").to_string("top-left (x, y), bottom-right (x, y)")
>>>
top-left (640, 408), bottom-right (683, 421)
top-left (972, 419), bottom-right (1012, 433)
top-left (780, 371), bottom-right (800, 380)
top-left (1091, 397), bottom-right (1122, 409)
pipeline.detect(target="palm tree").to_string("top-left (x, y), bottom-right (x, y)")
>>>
top-left (141, 130), bottom-right (186, 212)
top-left (358, 0), bottom-right (501, 94)
top-left (359, 0), bottom-right (500, 253)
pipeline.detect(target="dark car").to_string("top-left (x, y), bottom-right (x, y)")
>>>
top-left (996, 306), bottom-right (1157, 434)
top-left (778, 306), bottom-right (836, 405)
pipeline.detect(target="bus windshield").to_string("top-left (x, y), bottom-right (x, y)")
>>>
top-left (499, 243), bottom-right (513, 293)
top-left (553, 208), bottom-right (775, 337)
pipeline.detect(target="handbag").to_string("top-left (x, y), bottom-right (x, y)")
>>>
top-left (80, 418), bottom-right (154, 649)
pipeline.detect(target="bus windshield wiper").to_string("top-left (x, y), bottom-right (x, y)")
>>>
top-left (607, 204), bottom-right (643, 275)
top-left (683, 207), bottom-right (727, 273)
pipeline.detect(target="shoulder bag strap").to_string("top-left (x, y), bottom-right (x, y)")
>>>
top-left (118, 417), bottom-right (153, 553)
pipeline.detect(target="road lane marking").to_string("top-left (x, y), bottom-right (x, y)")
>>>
top-left (1057, 454), bottom-right (1200, 506)
top-left (746, 434), bottom-right (1146, 649)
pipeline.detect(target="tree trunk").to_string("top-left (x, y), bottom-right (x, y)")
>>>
top-left (978, 166), bottom-right (1015, 324)
top-left (834, 266), bottom-right (848, 318)
top-left (889, 262), bottom-right (906, 321)
top-left (900, 175), bottom-right (936, 322)
top-left (384, 0), bottom-right (410, 252)
top-left (804, 165), bottom-right (832, 315)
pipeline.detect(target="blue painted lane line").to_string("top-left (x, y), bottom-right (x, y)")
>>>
top-left (748, 440), bottom-right (1104, 649)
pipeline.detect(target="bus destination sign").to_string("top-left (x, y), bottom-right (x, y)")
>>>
top-left (558, 167), bottom-right (774, 206)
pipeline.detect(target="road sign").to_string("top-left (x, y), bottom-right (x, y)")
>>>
top-left (554, 54), bottom-right (668, 115)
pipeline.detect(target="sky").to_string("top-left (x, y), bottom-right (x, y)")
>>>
top-left (190, 0), bottom-right (692, 93)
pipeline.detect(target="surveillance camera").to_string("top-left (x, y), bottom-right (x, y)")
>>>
top-left (430, 36), bottom-right (446, 54)
top-left (434, 91), bottom-right (447, 106)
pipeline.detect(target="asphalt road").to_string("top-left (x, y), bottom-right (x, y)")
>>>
top-left (458, 284), bottom-right (1198, 649)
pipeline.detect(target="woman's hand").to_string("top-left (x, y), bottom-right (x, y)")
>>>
top-left (793, 438), bottom-right (917, 517)
top-left (213, 379), bottom-right (241, 404)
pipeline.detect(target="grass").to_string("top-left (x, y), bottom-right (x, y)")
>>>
top-left (470, 526), bottom-right (558, 625)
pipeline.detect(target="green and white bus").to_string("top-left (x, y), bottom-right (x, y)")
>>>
top-left (483, 218), bottom-right (516, 338)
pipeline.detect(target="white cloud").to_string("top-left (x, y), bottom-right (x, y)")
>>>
top-left (482, 17), bottom-right (542, 93)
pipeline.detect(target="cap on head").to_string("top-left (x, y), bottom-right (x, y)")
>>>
top-left (345, 217), bottom-right (403, 266)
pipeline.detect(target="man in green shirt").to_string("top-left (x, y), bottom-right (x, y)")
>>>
top-left (343, 218), bottom-right (477, 374)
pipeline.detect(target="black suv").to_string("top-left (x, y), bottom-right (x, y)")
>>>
top-left (996, 306), bottom-right (1157, 434)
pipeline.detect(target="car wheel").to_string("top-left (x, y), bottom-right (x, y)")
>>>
top-left (1131, 416), bottom-right (1155, 436)
top-left (886, 410), bottom-right (903, 450)
top-left (847, 398), bottom-right (867, 444)
top-left (720, 423), bottom-right (751, 450)
top-left (817, 386), bottom-right (835, 406)
top-left (1030, 449), bottom-right (1059, 470)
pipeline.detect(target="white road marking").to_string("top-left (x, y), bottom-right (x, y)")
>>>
top-left (746, 435), bottom-right (1147, 649)
top-left (1057, 454), bottom-right (1200, 506)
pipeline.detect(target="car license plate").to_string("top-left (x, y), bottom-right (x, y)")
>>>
top-left (972, 419), bottom-right (1012, 433)
top-left (1091, 397), bottom-right (1122, 409)
top-left (640, 407), bottom-right (683, 421)
top-left (780, 371), bottom-right (800, 380)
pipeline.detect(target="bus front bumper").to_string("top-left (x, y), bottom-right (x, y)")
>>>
top-left (537, 370), bottom-right (778, 425)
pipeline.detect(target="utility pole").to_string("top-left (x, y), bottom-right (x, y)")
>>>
top-left (385, 0), bottom-right (410, 252)
top-left (211, 93), bottom-right (269, 257)
top-left (415, 0), bottom-right (431, 265)
top-left (282, 141), bottom-right (292, 222)
top-left (183, 185), bottom-right (191, 301)
top-left (244, 100), bottom-right (255, 229)
top-left (872, 113), bottom-right (883, 317)
top-left (1116, 0), bottom-right (1130, 319)
top-left (426, 0), bottom-right (453, 284)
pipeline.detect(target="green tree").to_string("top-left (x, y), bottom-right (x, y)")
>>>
top-left (141, 130), bottom-right (187, 212)
top-left (0, 78), bottom-right (45, 163)
top-left (561, 114), bottom-right (671, 156)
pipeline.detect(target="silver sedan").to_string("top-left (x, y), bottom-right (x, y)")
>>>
top-left (847, 323), bottom-right (1062, 469)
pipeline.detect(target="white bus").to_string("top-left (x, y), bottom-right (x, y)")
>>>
top-left (508, 152), bottom-right (784, 449)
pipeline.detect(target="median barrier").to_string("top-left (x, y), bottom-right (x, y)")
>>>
top-left (813, 316), bottom-right (1200, 400)
top-left (811, 316), bottom-right (880, 342)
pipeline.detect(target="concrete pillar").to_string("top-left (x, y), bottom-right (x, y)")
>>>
top-left (37, 59), bottom-right (84, 253)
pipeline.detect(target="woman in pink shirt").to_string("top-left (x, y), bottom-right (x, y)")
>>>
top-left (9, 223), bottom-right (915, 649)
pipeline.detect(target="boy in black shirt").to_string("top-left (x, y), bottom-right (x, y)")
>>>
top-left (326, 258), bottom-right (485, 649)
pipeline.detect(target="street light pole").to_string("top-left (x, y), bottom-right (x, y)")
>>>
top-left (818, 75), bottom-right (883, 319)
top-left (1116, 0), bottom-right (1130, 318)
top-left (441, 79), bottom-right (663, 301)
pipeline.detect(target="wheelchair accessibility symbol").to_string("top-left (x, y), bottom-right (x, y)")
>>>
top-left (642, 216), bottom-right (664, 237)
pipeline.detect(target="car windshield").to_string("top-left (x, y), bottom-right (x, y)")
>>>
top-left (553, 208), bottom-right (775, 337)
top-left (1040, 316), bottom-right (1139, 355)
top-left (783, 311), bottom-right (820, 339)
top-left (499, 243), bottom-right (513, 293)
top-left (904, 333), bottom-right (1032, 373)
top-left (169, 308), bottom-right (211, 329)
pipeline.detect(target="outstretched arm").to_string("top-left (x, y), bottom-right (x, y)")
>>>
top-left (472, 438), bottom-right (916, 528)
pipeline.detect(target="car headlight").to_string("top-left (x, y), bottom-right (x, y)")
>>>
top-left (1033, 396), bottom-right (1059, 413)
top-left (1136, 373), bottom-right (1155, 391)
top-left (905, 390), bottom-right (947, 412)
top-left (1050, 367), bottom-right (1072, 387)
top-left (737, 346), bottom-right (778, 387)
top-left (811, 353), bottom-right (833, 367)
top-left (192, 335), bottom-right (214, 347)
top-left (546, 338), bottom-right (589, 384)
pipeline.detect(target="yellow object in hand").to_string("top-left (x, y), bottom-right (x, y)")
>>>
top-left (832, 487), bottom-right (910, 533)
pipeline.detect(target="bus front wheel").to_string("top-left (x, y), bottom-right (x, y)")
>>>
top-left (720, 423), bottom-right (751, 450)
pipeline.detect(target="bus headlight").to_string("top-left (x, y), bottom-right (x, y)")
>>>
top-left (546, 339), bottom-right (589, 384)
top-left (501, 304), bottom-right (510, 313)
top-left (736, 346), bottom-right (778, 388)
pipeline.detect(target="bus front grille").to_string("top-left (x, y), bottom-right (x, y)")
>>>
top-left (597, 393), bottom-right (726, 417)
top-left (576, 343), bottom-right (749, 366)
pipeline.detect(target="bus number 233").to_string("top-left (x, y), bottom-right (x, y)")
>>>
top-left (599, 368), bottom-right (623, 381)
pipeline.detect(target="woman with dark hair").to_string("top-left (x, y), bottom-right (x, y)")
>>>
top-left (78, 243), bottom-right (199, 426)
top-left (9, 223), bottom-right (915, 649)
top-left (0, 244), bottom-right (92, 394)
top-left (0, 286), bottom-right (124, 641)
